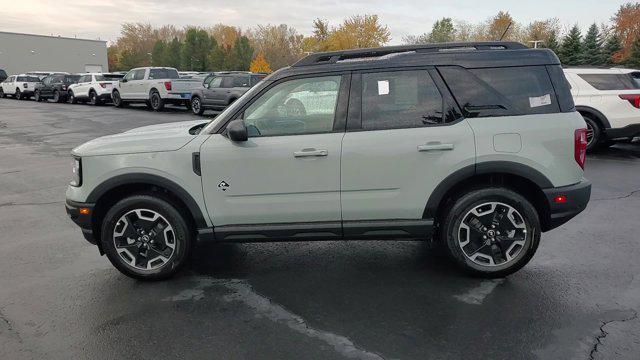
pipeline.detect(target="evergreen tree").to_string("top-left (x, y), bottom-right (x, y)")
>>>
top-left (166, 38), bottom-right (182, 69)
top-left (181, 28), bottom-right (212, 71)
top-left (151, 40), bottom-right (167, 66)
top-left (582, 24), bottom-right (603, 65)
top-left (602, 34), bottom-right (623, 66)
top-left (546, 30), bottom-right (560, 55)
top-left (627, 37), bottom-right (640, 68)
top-left (559, 25), bottom-right (583, 66)
top-left (232, 36), bottom-right (254, 71)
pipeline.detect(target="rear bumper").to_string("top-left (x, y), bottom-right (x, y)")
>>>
top-left (606, 124), bottom-right (640, 140)
top-left (543, 180), bottom-right (591, 231)
top-left (65, 200), bottom-right (97, 245)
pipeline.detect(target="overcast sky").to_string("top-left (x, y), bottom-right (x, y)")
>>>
top-left (0, 0), bottom-right (630, 44)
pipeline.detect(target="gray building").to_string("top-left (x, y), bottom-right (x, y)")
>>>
top-left (0, 31), bottom-right (108, 75)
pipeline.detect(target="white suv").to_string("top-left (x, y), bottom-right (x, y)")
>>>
top-left (564, 68), bottom-right (640, 150)
top-left (0, 74), bottom-right (41, 100)
top-left (66, 42), bottom-right (591, 280)
top-left (67, 73), bottom-right (124, 105)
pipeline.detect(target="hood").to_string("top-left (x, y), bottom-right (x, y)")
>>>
top-left (72, 120), bottom-right (208, 157)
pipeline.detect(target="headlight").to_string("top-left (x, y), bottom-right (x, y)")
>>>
top-left (70, 157), bottom-right (82, 187)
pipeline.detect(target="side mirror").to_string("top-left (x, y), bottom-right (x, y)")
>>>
top-left (121, 78), bottom-right (128, 83)
top-left (227, 119), bottom-right (248, 142)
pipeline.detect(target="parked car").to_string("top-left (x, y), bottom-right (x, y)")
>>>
top-left (111, 67), bottom-right (203, 111)
top-left (34, 74), bottom-right (81, 103)
top-left (564, 68), bottom-right (640, 150)
top-left (190, 72), bottom-right (266, 115)
top-left (66, 42), bottom-right (591, 280)
top-left (0, 74), bottom-right (41, 99)
top-left (67, 73), bottom-right (125, 105)
top-left (0, 69), bottom-right (7, 83)
top-left (26, 71), bottom-right (69, 80)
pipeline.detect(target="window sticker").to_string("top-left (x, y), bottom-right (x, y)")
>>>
top-left (529, 94), bottom-right (551, 108)
top-left (377, 80), bottom-right (389, 95)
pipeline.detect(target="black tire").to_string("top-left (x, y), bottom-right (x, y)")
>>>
top-left (101, 194), bottom-right (193, 281)
top-left (583, 115), bottom-right (602, 152)
top-left (440, 187), bottom-right (541, 278)
top-left (191, 96), bottom-right (205, 115)
top-left (112, 90), bottom-right (126, 108)
top-left (150, 91), bottom-right (164, 111)
top-left (34, 90), bottom-right (42, 102)
top-left (15, 88), bottom-right (22, 100)
top-left (0, 88), bottom-right (5, 98)
top-left (68, 90), bottom-right (77, 104)
top-left (53, 90), bottom-right (61, 103)
top-left (89, 90), bottom-right (101, 106)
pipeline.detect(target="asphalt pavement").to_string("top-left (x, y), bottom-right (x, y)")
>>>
top-left (0, 98), bottom-right (639, 360)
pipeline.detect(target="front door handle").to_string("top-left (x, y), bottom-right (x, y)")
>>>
top-left (294, 148), bottom-right (328, 158)
top-left (417, 142), bottom-right (455, 152)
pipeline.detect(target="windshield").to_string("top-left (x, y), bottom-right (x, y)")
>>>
top-left (149, 68), bottom-right (179, 79)
top-left (64, 75), bottom-right (81, 83)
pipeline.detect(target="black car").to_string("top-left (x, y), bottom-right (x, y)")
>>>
top-left (0, 69), bottom-right (7, 83)
top-left (34, 74), bottom-right (81, 103)
top-left (190, 72), bottom-right (267, 115)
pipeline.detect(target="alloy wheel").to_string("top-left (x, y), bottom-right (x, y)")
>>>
top-left (15, 89), bottom-right (21, 100)
top-left (585, 121), bottom-right (595, 148)
top-left (457, 202), bottom-right (529, 267)
top-left (192, 98), bottom-right (201, 114)
top-left (113, 209), bottom-right (177, 271)
top-left (53, 91), bottom-right (59, 103)
top-left (151, 93), bottom-right (160, 109)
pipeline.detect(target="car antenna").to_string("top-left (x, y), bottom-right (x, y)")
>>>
top-left (499, 22), bottom-right (513, 41)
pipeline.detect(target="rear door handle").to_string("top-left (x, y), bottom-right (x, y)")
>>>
top-left (417, 143), bottom-right (455, 152)
top-left (294, 148), bottom-right (328, 158)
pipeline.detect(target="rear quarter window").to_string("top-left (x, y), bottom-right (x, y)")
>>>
top-left (578, 73), bottom-right (640, 90)
top-left (438, 65), bottom-right (560, 118)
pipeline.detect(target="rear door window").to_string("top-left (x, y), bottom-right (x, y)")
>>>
top-left (232, 75), bottom-right (251, 87)
top-left (360, 70), bottom-right (444, 130)
top-left (133, 69), bottom-right (146, 80)
top-left (149, 68), bottom-right (179, 79)
top-left (578, 73), bottom-right (640, 90)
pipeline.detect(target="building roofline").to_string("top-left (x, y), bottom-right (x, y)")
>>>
top-left (0, 31), bottom-right (106, 43)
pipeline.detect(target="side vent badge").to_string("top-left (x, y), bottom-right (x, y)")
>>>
top-left (218, 181), bottom-right (230, 191)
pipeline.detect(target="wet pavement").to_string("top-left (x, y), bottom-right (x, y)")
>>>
top-left (1, 98), bottom-right (639, 360)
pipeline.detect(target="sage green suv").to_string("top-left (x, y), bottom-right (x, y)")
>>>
top-left (66, 42), bottom-right (591, 280)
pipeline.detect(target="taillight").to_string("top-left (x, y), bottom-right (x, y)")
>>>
top-left (574, 128), bottom-right (588, 169)
top-left (23, 83), bottom-right (28, 88)
top-left (619, 94), bottom-right (640, 109)
top-left (164, 81), bottom-right (172, 91)
top-left (99, 82), bottom-right (107, 88)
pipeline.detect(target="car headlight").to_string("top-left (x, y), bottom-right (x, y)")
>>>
top-left (70, 157), bottom-right (82, 187)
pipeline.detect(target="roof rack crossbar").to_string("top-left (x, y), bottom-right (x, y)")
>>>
top-left (293, 42), bottom-right (528, 67)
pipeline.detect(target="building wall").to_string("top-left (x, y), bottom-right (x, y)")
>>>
top-left (0, 31), bottom-right (108, 75)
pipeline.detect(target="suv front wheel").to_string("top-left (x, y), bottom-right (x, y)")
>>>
top-left (101, 195), bottom-right (193, 280)
top-left (440, 187), bottom-right (540, 278)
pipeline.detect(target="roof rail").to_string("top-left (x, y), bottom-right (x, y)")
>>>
top-left (293, 42), bottom-right (528, 67)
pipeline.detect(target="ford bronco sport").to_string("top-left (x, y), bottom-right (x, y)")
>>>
top-left (66, 42), bottom-right (591, 280)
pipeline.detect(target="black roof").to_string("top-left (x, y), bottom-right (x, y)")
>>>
top-left (269, 42), bottom-right (560, 81)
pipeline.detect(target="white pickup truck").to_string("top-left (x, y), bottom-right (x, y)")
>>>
top-left (111, 67), bottom-right (203, 111)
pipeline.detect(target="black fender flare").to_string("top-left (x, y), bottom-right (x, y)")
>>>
top-left (86, 173), bottom-right (208, 228)
top-left (423, 161), bottom-right (553, 219)
top-left (575, 106), bottom-right (611, 129)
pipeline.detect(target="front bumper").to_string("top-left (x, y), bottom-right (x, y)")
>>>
top-left (606, 124), bottom-right (640, 140)
top-left (543, 180), bottom-right (591, 231)
top-left (65, 200), bottom-right (97, 245)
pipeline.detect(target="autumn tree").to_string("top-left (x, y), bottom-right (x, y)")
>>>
top-left (612, 2), bottom-right (640, 59)
top-left (582, 23), bottom-right (603, 65)
top-left (483, 11), bottom-right (520, 41)
top-left (324, 14), bottom-right (391, 50)
top-left (559, 25), bottom-right (583, 65)
top-left (524, 18), bottom-right (560, 47)
top-left (248, 24), bottom-right (304, 70)
top-left (249, 52), bottom-right (272, 73)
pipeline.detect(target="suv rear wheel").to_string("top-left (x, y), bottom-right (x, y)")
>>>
top-left (440, 187), bottom-right (540, 278)
top-left (112, 90), bottom-right (126, 108)
top-left (15, 88), bottom-right (22, 100)
top-left (0, 88), bottom-right (5, 98)
top-left (68, 90), bottom-right (77, 104)
top-left (191, 96), bottom-right (204, 115)
top-left (582, 115), bottom-right (602, 151)
top-left (101, 195), bottom-right (193, 280)
top-left (89, 90), bottom-right (101, 106)
top-left (53, 90), bottom-right (61, 103)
